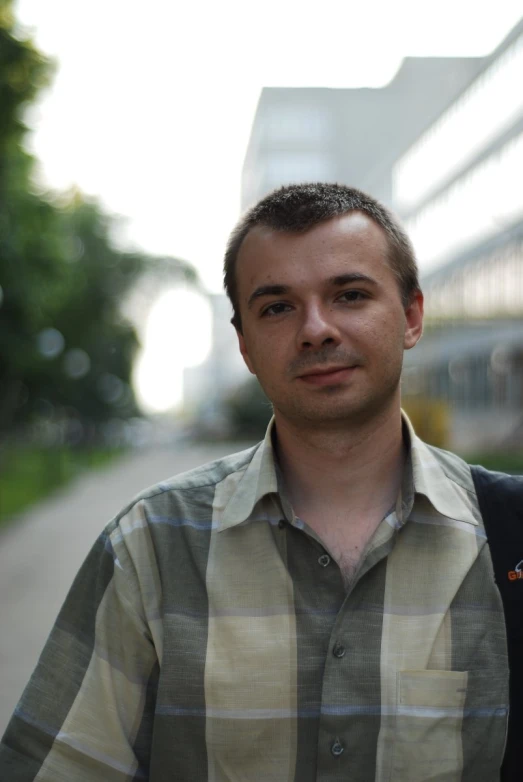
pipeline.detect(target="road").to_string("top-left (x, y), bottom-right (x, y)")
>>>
top-left (0, 439), bottom-right (254, 735)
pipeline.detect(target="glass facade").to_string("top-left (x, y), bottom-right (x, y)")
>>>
top-left (424, 238), bottom-right (523, 319)
top-left (405, 130), bottom-right (523, 271)
top-left (394, 31), bottom-right (523, 210)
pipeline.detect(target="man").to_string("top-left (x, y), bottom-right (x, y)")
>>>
top-left (0, 183), bottom-right (509, 781)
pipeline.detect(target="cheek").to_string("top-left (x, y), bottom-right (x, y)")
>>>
top-left (357, 312), bottom-right (405, 356)
top-left (242, 332), bottom-right (282, 373)
top-left (254, 344), bottom-right (291, 387)
top-left (253, 341), bottom-right (284, 370)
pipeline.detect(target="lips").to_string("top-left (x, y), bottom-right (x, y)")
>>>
top-left (297, 365), bottom-right (357, 386)
top-left (299, 365), bottom-right (351, 378)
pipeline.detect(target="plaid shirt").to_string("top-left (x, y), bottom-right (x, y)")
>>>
top-left (0, 417), bottom-right (509, 781)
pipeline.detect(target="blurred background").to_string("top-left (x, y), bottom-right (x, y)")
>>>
top-left (1, 0), bottom-right (523, 523)
top-left (1, 0), bottom-right (523, 733)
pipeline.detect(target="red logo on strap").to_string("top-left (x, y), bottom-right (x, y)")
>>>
top-left (508, 560), bottom-right (523, 581)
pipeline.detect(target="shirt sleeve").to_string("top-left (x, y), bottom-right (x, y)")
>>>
top-left (0, 523), bottom-right (159, 781)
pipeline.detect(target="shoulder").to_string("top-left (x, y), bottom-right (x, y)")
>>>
top-left (421, 441), bottom-right (523, 519)
top-left (105, 442), bottom-right (261, 533)
top-left (423, 440), bottom-right (476, 494)
top-left (150, 443), bottom-right (261, 493)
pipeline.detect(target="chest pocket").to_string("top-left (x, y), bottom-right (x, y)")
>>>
top-left (390, 670), bottom-right (508, 782)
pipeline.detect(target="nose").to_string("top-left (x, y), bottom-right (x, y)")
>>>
top-left (297, 301), bottom-right (341, 349)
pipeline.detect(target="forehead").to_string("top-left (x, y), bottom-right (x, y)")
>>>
top-left (236, 212), bottom-right (392, 292)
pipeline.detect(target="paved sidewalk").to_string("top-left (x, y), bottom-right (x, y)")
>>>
top-left (0, 440), bottom-right (254, 735)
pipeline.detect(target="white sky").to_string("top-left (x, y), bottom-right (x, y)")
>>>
top-left (15, 0), bottom-right (523, 294)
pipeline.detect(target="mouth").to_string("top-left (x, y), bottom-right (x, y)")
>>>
top-left (297, 366), bottom-right (357, 386)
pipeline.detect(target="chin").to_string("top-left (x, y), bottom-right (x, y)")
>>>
top-left (276, 390), bottom-right (400, 427)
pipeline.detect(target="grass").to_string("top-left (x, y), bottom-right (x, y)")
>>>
top-left (460, 452), bottom-right (523, 475)
top-left (0, 446), bottom-right (125, 530)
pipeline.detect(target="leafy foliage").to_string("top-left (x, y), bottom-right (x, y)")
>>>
top-left (0, 1), bottom-right (197, 438)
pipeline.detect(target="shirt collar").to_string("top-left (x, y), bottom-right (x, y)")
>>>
top-left (220, 412), bottom-right (478, 532)
top-left (404, 413), bottom-right (478, 526)
top-left (219, 419), bottom-right (281, 531)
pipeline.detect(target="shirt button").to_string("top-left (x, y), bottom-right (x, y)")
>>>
top-left (278, 519), bottom-right (285, 529)
top-left (332, 642), bottom-right (346, 658)
top-left (318, 554), bottom-right (331, 567)
top-left (331, 739), bottom-right (344, 757)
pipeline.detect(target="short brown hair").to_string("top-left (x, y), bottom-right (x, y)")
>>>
top-left (223, 182), bottom-right (420, 331)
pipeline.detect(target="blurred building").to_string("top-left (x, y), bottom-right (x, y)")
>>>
top-left (241, 56), bottom-right (486, 210)
top-left (399, 18), bottom-right (523, 451)
top-left (240, 21), bottom-right (523, 451)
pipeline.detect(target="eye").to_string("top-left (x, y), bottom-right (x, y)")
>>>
top-left (338, 290), bottom-right (368, 303)
top-left (261, 302), bottom-right (292, 317)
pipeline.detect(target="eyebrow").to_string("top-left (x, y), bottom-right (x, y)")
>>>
top-left (246, 273), bottom-right (377, 309)
top-left (247, 285), bottom-right (290, 309)
top-left (330, 273), bottom-right (377, 287)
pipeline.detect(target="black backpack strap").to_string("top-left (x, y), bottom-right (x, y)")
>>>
top-left (471, 465), bottom-right (523, 782)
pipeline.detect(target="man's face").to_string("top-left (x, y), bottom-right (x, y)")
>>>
top-left (235, 212), bottom-right (423, 429)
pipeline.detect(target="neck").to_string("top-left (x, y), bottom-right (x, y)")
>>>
top-left (274, 405), bottom-right (405, 522)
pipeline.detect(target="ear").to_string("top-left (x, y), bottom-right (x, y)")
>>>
top-left (404, 290), bottom-right (424, 350)
top-left (236, 329), bottom-right (256, 375)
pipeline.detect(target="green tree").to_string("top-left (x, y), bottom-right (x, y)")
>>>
top-left (0, 1), bottom-right (198, 438)
top-left (0, 0), bottom-right (63, 431)
top-left (20, 194), bottom-right (142, 426)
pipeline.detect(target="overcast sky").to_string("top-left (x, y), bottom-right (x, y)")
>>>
top-left (15, 0), bottom-right (523, 293)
